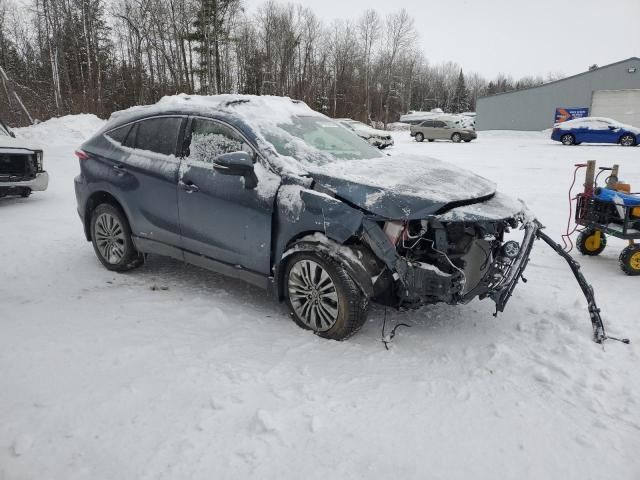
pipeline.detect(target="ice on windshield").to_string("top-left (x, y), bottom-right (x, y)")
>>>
top-left (264, 116), bottom-right (383, 165)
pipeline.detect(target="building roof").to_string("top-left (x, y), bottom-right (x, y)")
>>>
top-left (478, 57), bottom-right (640, 100)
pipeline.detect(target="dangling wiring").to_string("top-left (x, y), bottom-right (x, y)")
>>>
top-left (561, 163), bottom-right (586, 252)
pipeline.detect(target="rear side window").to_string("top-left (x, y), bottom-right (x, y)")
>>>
top-left (133, 117), bottom-right (183, 156)
top-left (421, 121), bottom-right (434, 128)
top-left (433, 121), bottom-right (446, 128)
top-left (105, 124), bottom-right (131, 144)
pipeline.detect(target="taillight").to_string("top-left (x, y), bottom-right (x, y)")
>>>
top-left (383, 221), bottom-right (406, 245)
top-left (75, 150), bottom-right (89, 161)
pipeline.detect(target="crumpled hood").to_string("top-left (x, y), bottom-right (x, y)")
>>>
top-left (307, 155), bottom-right (497, 219)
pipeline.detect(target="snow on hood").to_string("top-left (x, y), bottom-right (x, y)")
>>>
top-left (307, 155), bottom-right (497, 220)
top-left (0, 134), bottom-right (39, 152)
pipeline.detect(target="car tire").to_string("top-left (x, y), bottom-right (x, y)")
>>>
top-left (90, 203), bottom-right (143, 272)
top-left (415, 132), bottom-right (424, 142)
top-left (284, 250), bottom-right (368, 340)
top-left (620, 134), bottom-right (636, 147)
top-left (451, 133), bottom-right (462, 143)
top-left (619, 245), bottom-right (640, 275)
top-left (561, 133), bottom-right (575, 146)
top-left (428, 139), bottom-right (435, 142)
top-left (464, 139), bottom-right (472, 143)
top-left (576, 229), bottom-right (607, 256)
top-left (20, 188), bottom-right (31, 198)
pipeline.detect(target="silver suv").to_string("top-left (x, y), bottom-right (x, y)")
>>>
top-left (410, 118), bottom-right (477, 143)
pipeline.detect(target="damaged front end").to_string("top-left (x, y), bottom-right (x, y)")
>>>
top-left (361, 206), bottom-right (537, 317)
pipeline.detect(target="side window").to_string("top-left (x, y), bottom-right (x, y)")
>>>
top-left (434, 121), bottom-right (446, 128)
top-left (105, 124), bottom-right (131, 144)
top-left (186, 118), bottom-right (253, 164)
top-left (134, 117), bottom-right (183, 156)
top-left (422, 121), bottom-right (434, 128)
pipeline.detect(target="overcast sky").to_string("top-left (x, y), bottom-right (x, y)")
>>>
top-left (245, 0), bottom-right (640, 80)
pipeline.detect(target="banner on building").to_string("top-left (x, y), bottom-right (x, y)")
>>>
top-left (554, 107), bottom-right (589, 123)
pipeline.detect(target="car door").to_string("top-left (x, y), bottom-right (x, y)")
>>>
top-left (178, 117), bottom-right (281, 275)
top-left (421, 120), bottom-right (435, 138)
top-left (432, 120), bottom-right (448, 140)
top-left (581, 120), bottom-right (611, 143)
top-left (114, 116), bottom-right (184, 249)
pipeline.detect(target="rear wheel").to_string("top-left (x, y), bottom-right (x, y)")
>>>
top-left (451, 132), bottom-right (462, 143)
top-left (90, 203), bottom-right (143, 272)
top-left (576, 229), bottom-right (607, 256)
top-left (619, 245), bottom-right (640, 275)
top-left (428, 139), bottom-right (435, 142)
top-left (620, 134), bottom-right (636, 147)
top-left (415, 132), bottom-right (424, 142)
top-left (561, 133), bottom-right (575, 145)
top-left (284, 250), bottom-right (368, 340)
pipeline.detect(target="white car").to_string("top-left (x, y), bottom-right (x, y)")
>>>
top-left (336, 118), bottom-right (394, 149)
top-left (0, 118), bottom-right (48, 198)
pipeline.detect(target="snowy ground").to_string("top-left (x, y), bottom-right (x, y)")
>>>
top-left (1, 118), bottom-right (639, 480)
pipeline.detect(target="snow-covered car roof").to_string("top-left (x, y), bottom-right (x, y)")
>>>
top-left (555, 116), bottom-right (640, 133)
top-left (104, 94), bottom-right (384, 174)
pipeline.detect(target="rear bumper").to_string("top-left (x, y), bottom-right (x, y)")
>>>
top-left (461, 132), bottom-right (477, 141)
top-left (0, 171), bottom-right (49, 191)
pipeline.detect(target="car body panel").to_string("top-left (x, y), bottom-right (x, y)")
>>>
top-left (308, 155), bottom-right (495, 220)
top-left (551, 117), bottom-right (640, 145)
top-left (410, 119), bottom-right (477, 142)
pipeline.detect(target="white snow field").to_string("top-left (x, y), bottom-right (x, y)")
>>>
top-left (1, 117), bottom-right (640, 480)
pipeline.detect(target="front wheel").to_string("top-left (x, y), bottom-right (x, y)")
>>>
top-left (415, 132), bottom-right (424, 142)
top-left (451, 132), bottom-right (462, 143)
top-left (619, 245), bottom-right (640, 275)
top-left (620, 134), bottom-right (636, 147)
top-left (561, 133), bottom-right (575, 145)
top-left (90, 203), bottom-right (143, 272)
top-left (576, 229), bottom-right (606, 256)
top-left (284, 251), bottom-right (368, 340)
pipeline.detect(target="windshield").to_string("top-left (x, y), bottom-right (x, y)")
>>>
top-left (264, 115), bottom-right (384, 165)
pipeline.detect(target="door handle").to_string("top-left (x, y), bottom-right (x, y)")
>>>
top-left (180, 180), bottom-right (200, 193)
top-left (113, 164), bottom-right (126, 175)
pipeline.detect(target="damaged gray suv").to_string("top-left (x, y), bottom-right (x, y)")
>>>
top-left (75, 95), bottom-right (536, 340)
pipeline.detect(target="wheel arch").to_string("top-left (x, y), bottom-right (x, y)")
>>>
top-left (273, 232), bottom-right (383, 302)
top-left (83, 190), bottom-right (129, 241)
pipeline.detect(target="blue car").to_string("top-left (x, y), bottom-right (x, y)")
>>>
top-left (551, 117), bottom-right (639, 146)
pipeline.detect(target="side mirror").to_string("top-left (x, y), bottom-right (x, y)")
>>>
top-left (608, 125), bottom-right (617, 130)
top-left (9, 131), bottom-right (15, 138)
top-left (213, 151), bottom-right (258, 189)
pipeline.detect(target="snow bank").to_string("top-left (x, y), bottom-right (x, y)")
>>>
top-left (14, 114), bottom-right (106, 148)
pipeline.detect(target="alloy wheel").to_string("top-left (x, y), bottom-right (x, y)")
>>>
top-left (94, 212), bottom-right (126, 264)
top-left (620, 135), bottom-right (635, 147)
top-left (288, 259), bottom-right (339, 332)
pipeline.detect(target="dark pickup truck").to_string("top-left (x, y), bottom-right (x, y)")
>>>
top-left (0, 118), bottom-right (48, 198)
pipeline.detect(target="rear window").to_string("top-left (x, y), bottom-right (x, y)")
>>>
top-left (133, 117), bottom-right (183, 156)
top-left (105, 124), bottom-right (131, 144)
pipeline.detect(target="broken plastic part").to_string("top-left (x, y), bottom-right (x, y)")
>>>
top-left (536, 227), bottom-right (629, 345)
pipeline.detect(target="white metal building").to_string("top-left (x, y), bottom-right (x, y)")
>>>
top-left (476, 58), bottom-right (640, 131)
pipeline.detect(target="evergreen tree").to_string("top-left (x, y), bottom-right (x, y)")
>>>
top-left (450, 69), bottom-right (469, 113)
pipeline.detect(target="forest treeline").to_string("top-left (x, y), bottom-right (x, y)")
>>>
top-left (0, 0), bottom-right (561, 126)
